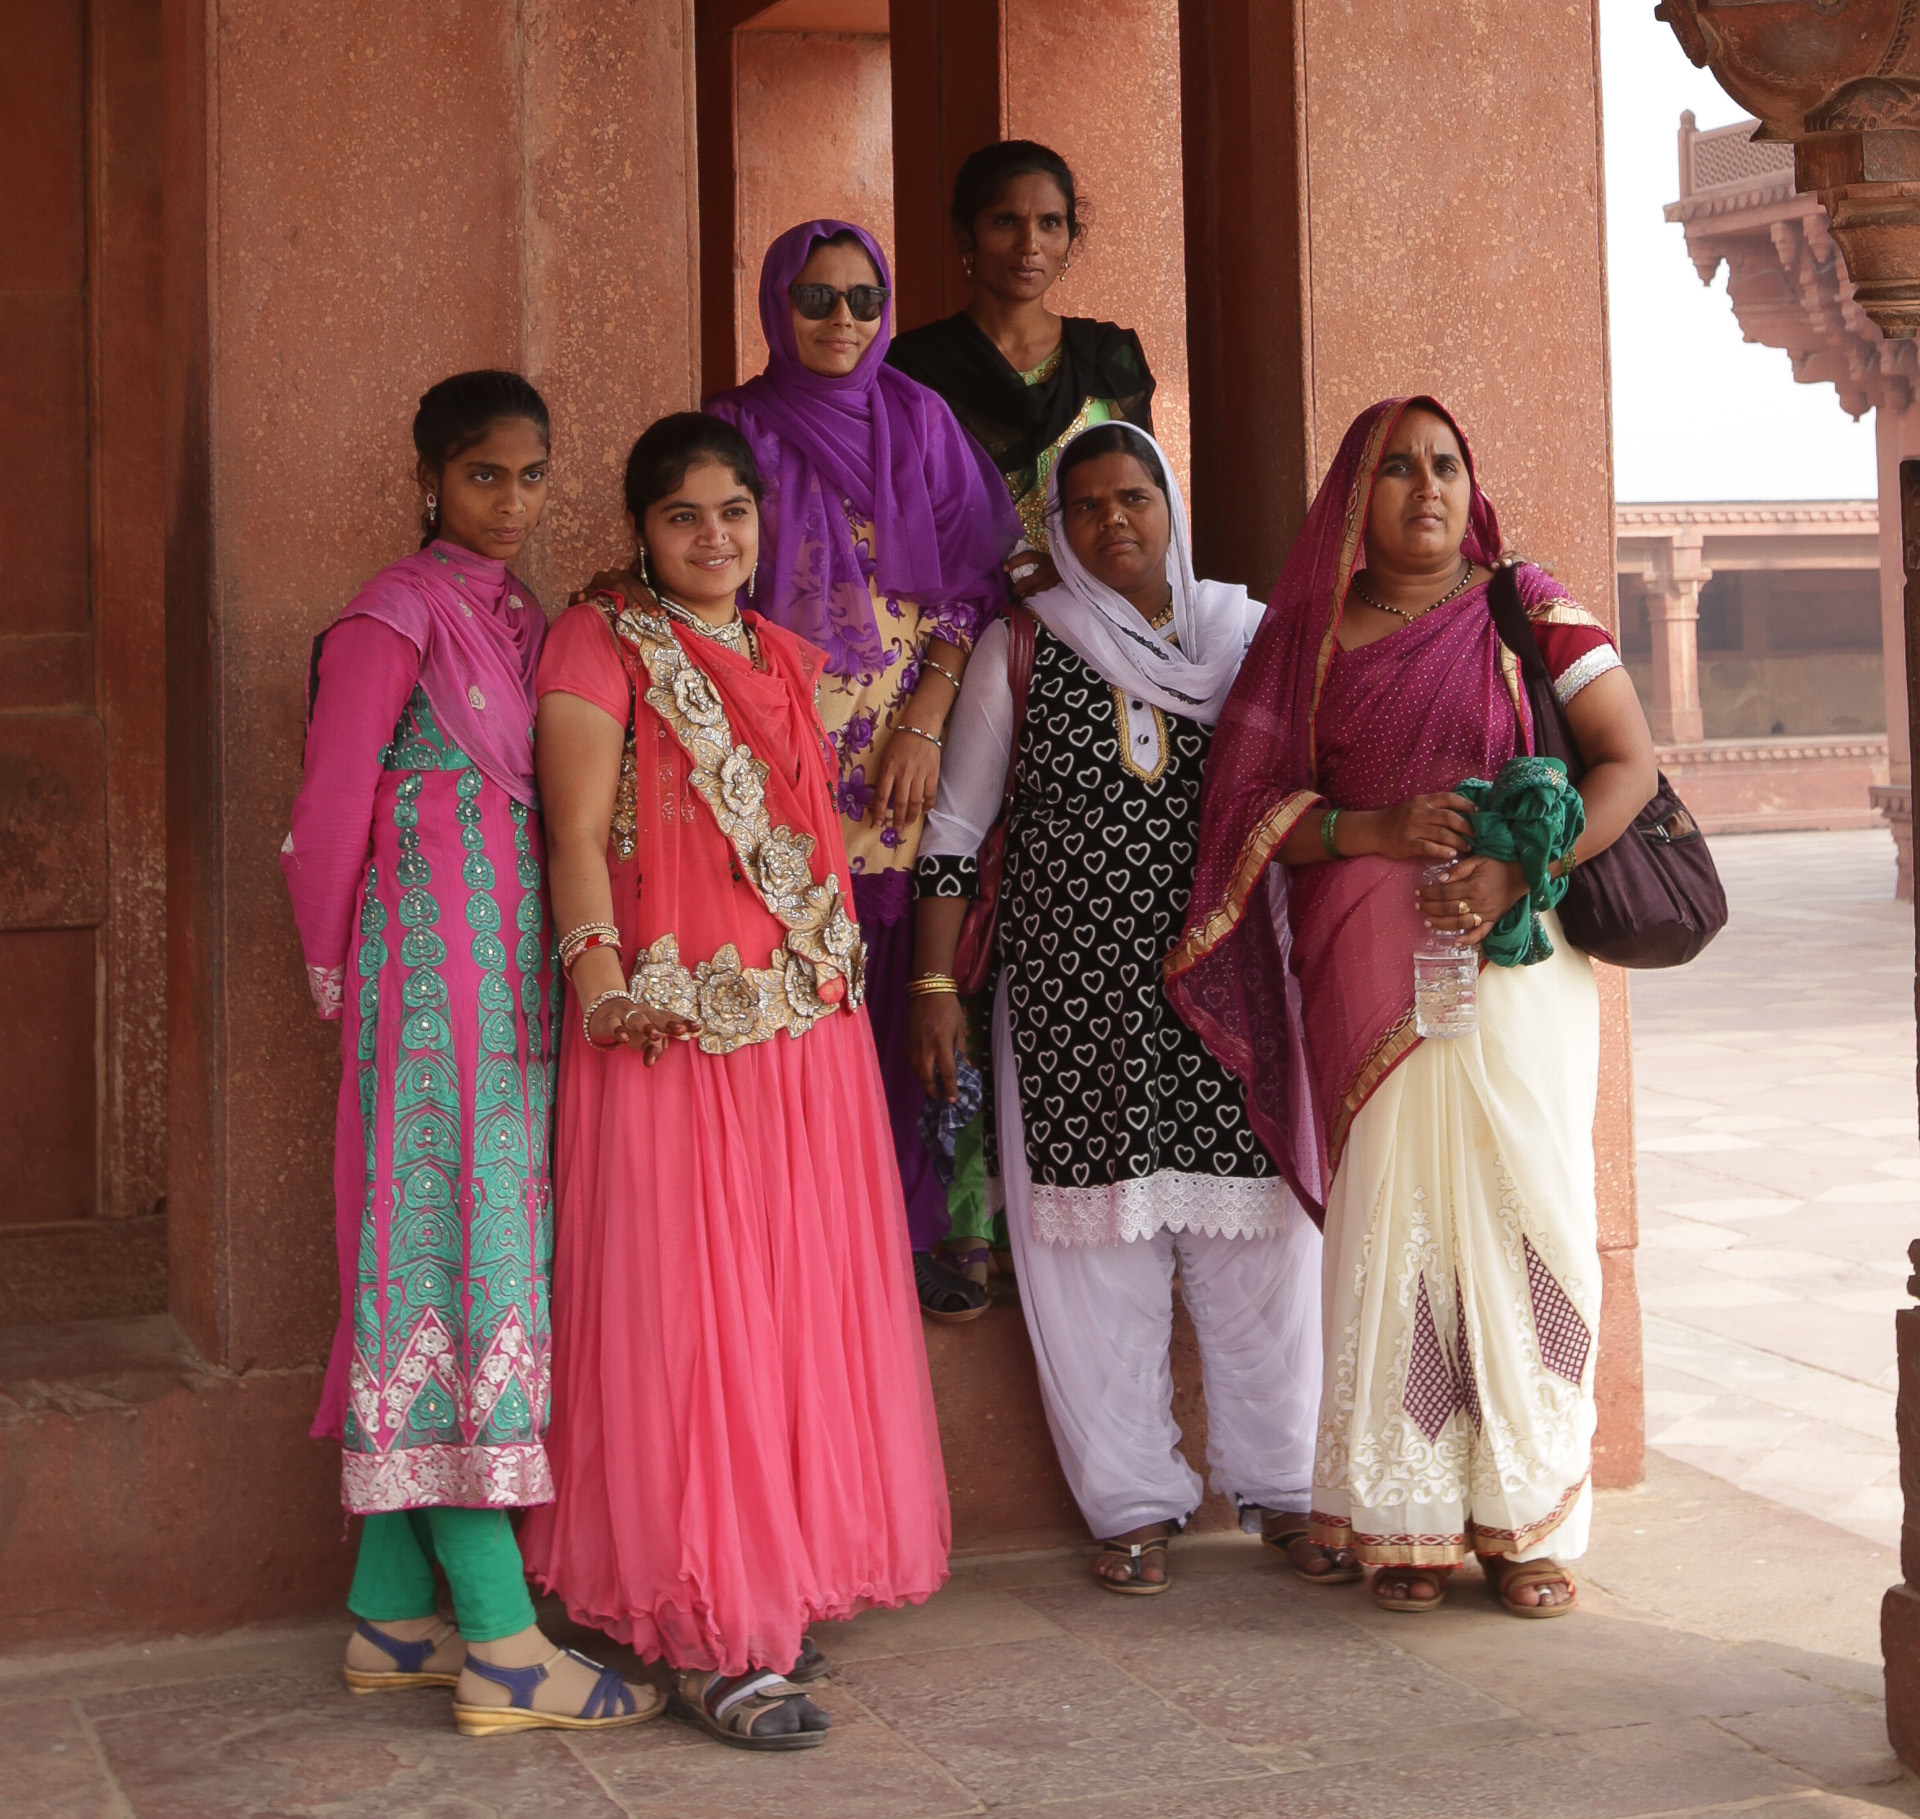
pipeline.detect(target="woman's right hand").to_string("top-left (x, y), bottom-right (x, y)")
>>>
top-left (587, 995), bottom-right (700, 1066)
top-left (908, 992), bottom-right (967, 1103)
top-left (1365, 792), bottom-right (1476, 863)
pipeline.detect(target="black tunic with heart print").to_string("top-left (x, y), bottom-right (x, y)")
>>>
top-left (994, 624), bottom-right (1275, 1206)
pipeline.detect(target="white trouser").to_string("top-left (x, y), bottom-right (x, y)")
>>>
top-left (995, 977), bottom-right (1323, 1539)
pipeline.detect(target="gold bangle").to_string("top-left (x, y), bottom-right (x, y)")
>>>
top-left (908, 973), bottom-right (960, 997)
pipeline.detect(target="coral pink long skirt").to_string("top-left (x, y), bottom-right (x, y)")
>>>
top-left (519, 1005), bottom-right (951, 1674)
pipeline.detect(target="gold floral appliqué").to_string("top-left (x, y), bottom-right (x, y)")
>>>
top-left (608, 600), bottom-right (867, 1054)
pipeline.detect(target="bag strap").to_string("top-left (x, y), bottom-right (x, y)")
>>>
top-left (1485, 563), bottom-right (1585, 783)
top-left (997, 604), bottom-right (1037, 819)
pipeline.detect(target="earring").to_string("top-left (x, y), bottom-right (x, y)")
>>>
top-left (1059, 258), bottom-right (1071, 277)
top-left (635, 545), bottom-right (657, 596)
top-left (748, 562), bottom-right (758, 601)
top-left (963, 255), bottom-right (974, 278)
top-left (426, 491), bottom-right (439, 522)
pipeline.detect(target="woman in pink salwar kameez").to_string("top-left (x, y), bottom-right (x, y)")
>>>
top-left (282, 370), bottom-right (656, 1737)
top-left (520, 411), bottom-right (950, 1752)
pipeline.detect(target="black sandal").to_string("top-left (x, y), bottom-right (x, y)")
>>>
top-left (915, 1251), bottom-right (988, 1323)
top-left (788, 1636), bottom-right (829, 1684)
top-left (1096, 1535), bottom-right (1172, 1596)
top-left (669, 1668), bottom-right (830, 1751)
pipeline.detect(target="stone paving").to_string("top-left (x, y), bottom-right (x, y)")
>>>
top-left (1630, 829), bottom-right (1915, 1552)
top-left (7, 829), bottom-right (1920, 1817)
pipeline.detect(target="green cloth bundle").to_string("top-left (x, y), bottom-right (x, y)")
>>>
top-left (1455, 755), bottom-right (1586, 967)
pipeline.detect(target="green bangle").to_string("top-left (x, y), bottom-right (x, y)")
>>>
top-left (1320, 806), bottom-right (1343, 860)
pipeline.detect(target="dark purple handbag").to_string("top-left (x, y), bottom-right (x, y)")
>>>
top-left (1487, 564), bottom-right (1726, 969)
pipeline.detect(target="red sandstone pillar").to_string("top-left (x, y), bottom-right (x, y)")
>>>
top-left (1646, 529), bottom-right (1710, 746)
top-left (1178, 0), bottom-right (1644, 1488)
top-left (166, 0), bottom-right (704, 1373)
top-left (1875, 409), bottom-right (1916, 899)
top-left (888, 0), bottom-right (1004, 333)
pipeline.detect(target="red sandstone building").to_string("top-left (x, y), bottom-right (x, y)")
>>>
top-left (2, 1), bottom-right (1642, 1642)
top-left (1661, 113), bottom-right (1917, 885)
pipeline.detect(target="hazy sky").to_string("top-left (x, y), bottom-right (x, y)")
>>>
top-left (1600, 0), bottom-right (1877, 501)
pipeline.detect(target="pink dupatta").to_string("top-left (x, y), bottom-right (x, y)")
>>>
top-left (1166, 397), bottom-right (1570, 1220)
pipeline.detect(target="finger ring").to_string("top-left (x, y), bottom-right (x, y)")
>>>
top-left (1011, 562), bottom-right (1038, 580)
top-left (1456, 900), bottom-right (1470, 918)
top-left (1470, 913), bottom-right (1483, 928)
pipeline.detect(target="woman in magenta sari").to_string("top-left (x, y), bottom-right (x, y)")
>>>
top-left (705, 220), bottom-right (1019, 1321)
top-left (1167, 398), bottom-right (1655, 1617)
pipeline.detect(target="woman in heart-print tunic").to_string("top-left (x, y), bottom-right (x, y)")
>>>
top-left (998, 630), bottom-right (1267, 1194)
top-left (909, 424), bottom-right (1327, 1595)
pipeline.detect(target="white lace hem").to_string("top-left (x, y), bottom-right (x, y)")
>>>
top-left (1029, 1171), bottom-right (1291, 1248)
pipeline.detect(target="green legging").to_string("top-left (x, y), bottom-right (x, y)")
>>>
top-left (347, 1508), bottom-right (536, 1644)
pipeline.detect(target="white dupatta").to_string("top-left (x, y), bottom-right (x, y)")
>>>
top-left (1032, 424), bottom-right (1257, 727)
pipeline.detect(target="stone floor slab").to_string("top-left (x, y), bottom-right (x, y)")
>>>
top-left (567, 1705), bottom-right (982, 1818)
top-left (1012, 1560), bottom-right (1507, 1751)
top-left (1720, 1700), bottom-right (1909, 1791)
top-left (0, 1697), bottom-right (122, 1819)
top-left (989, 1715), bottom-right (1813, 1818)
top-left (86, 1667), bottom-right (632, 1818)
top-left (835, 1634), bottom-right (1251, 1808)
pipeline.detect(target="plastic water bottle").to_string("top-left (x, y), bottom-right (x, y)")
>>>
top-left (1414, 862), bottom-right (1478, 1039)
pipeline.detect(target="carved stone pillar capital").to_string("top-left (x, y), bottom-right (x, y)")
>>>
top-left (1657, 0), bottom-right (1920, 337)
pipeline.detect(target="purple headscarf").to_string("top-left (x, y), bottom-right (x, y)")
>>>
top-left (333, 540), bottom-right (545, 805)
top-left (704, 219), bottom-right (1017, 674)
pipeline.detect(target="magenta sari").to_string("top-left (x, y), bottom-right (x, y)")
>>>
top-left (1167, 398), bottom-right (1575, 1216)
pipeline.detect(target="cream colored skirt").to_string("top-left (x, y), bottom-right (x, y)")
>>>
top-left (1308, 911), bottom-right (1600, 1568)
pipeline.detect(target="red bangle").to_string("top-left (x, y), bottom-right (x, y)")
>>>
top-left (563, 930), bottom-right (621, 974)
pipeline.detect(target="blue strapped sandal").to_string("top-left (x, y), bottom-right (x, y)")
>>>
top-left (452, 1647), bottom-right (664, 1737)
top-left (343, 1618), bottom-right (463, 1693)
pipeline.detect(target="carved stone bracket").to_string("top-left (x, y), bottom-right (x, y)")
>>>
top-left (1657, 0), bottom-right (1920, 336)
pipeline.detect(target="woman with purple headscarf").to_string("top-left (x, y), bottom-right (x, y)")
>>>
top-left (706, 220), bottom-right (1019, 1322)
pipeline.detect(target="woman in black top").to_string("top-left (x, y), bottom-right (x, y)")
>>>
top-left (888, 140), bottom-right (1156, 562)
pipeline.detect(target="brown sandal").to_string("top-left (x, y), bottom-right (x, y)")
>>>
top-left (1370, 1565), bottom-right (1451, 1613)
top-left (1261, 1513), bottom-right (1363, 1586)
top-left (669, 1667), bottom-right (829, 1750)
top-left (1096, 1536), bottom-right (1172, 1596)
top-left (1483, 1555), bottom-right (1578, 1618)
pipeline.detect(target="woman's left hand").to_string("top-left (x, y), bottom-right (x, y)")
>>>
top-left (870, 723), bottom-right (941, 828)
top-left (1417, 854), bottom-right (1527, 947)
top-left (1005, 550), bottom-right (1060, 599)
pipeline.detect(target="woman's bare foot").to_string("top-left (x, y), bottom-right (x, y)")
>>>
top-left (1094, 1521), bottom-right (1174, 1589)
top-left (1371, 1565), bottom-right (1451, 1611)
top-left (1258, 1510), bottom-right (1361, 1582)
top-left (1287, 1536), bottom-right (1360, 1579)
top-left (456, 1626), bottom-right (661, 1719)
top-left (1483, 1555), bottom-right (1577, 1615)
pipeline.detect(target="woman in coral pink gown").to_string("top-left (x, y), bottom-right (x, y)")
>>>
top-left (519, 411), bottom-right (950, 1751)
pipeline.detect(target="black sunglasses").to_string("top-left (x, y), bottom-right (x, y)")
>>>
top-left (789, 282), bottom-right (890, 323)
